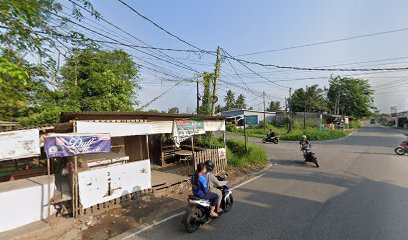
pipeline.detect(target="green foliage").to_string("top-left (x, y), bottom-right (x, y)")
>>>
top-left (226, 139), bottom-right (267, 168)
top-left (60, 48), bottom-right (140, 112)
top-left (235, 94), bottom-right (246, 109)
top-left (226, 122), bottom-right (350, 141)
top-left (199, 72), bottom-right (213, 115)
top-left (224, 90), bottom-right (235, 110)
top-left (289, 85), bottom-right (327, 112)
top-left (350, 120), bottom-right (362, 129)
top-left (267, 101), bottom-right (281, 112)
top-left (168, 107), bottom-right (179, 114)
top-left (194, 133), bottom-right (224, 148)
top-left (328, 76), bottom-right (374, 118)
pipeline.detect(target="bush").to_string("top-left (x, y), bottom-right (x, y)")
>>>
top-left (226, 139), bottom-right (267, 168)
top-left (350, 120), bottom-right (362, 129)
top-left (279, 129), bottom-right (349, 141)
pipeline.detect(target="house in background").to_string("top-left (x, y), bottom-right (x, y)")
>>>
top-left (218, 109), bottom-right (276, 126)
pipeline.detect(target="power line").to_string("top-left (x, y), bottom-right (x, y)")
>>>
top-left (236, 26), bottom-right (408, 56)
top-left (117, 0), bottom-right (208, 53)
top-left (222, 49), bottom-right (290, 89)
top-left (225, 54), bottom-right (408, 72)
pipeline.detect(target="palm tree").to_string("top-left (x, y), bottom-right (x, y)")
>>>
top-left (235, 94), bottom-right (246, 109)
top-left (224, 90), bottom-right (235, 110)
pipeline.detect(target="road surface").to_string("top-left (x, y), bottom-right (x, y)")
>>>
top-left (119, 125), bottom-right (408, 240)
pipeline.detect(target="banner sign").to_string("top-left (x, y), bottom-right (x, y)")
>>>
top-left (218, 148), bottom-right (226, 160)
top-left (45, 134), bottom-right (111, 158)
top-left (173, 119), bottom-right (205, 146)
top-left (0, 129), bottom-right (41, 161)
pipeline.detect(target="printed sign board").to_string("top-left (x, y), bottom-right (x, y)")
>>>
top-left (45, 134), bottom-right (111, 158)
top-left (0, 129), bottom-right (40, 161)
top-left (218, 148), bottom-right (226, 160)
top-left (173, 119), bottom-right (205, 146)
top-left (77, 160), bottom-right (151, 208)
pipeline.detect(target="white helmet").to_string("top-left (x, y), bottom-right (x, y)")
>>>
top-left (302, 135), bottom-right (307, 139)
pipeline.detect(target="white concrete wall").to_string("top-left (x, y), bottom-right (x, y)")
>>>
top-left (0, 175), bottom-right (55, 232)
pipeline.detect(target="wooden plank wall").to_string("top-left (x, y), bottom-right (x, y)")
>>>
top-left (193, 148), bottom-right (227, 174)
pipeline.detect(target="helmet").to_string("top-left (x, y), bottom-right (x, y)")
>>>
top-left (204, 160), bottom-right (215, 172)
top-left (302, 135), bottom-right (307, 139)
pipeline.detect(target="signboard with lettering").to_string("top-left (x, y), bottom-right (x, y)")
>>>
top-left (173, 119), bottom-right (205, 146)
top-left (44, 134), bottom-right (111, 158)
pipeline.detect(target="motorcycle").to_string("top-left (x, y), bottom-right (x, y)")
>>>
top-left (395, 140), bottom-right (408, 155)
top-left (182, 176), bottom-right (233, 233)
top-left (262, 133), bottom-right (279, 144)
top-left (303, 145), bottom-right (319, 167)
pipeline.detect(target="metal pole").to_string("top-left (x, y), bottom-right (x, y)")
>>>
top-left (263, 91), bottom-right (266, 132)
top-left (47, 157), bottom-right (51, 219)
top-left (303, 86), bottom-right (308, 134)
top-left (243, 115), bottom-right (247, 153)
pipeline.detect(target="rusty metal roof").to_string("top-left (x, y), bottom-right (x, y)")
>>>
top-left (0, 122), bottom-right (73, 133)
top-left (61, 111), bottom-right (225, 122)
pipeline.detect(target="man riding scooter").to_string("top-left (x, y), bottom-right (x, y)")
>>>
top-left (204, 160), bottom-right (227, 213)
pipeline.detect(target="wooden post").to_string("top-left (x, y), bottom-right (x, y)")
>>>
top-left (190, 135), bottom-right (195, 174)
top-left (146, 135), bottom-right (150, 159)
top-left (223, 131), bottom-right (227, 150)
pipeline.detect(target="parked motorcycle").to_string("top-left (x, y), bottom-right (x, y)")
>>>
top-left (262, 133), bottom-right (279, 144)
top-left (182, 176), bottom-right (233, 233)
top-left (303, 145), bottom-right (319, 167)
top-left (395, 140), bottom-right (408, 155)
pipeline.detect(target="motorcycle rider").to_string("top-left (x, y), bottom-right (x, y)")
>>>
top-left (299, 135), bottom-right (311, 159)
top-left (191, 163), bottom-right (219, 218)
top-left (204, 160), bottom-right (227, 213)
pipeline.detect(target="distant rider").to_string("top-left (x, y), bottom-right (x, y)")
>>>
top-left (204, 160), bottom-right (227, 213)
top-left (299, 135), bottom-right (311, 159)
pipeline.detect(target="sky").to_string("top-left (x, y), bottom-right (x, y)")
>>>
top-left (60, 0), bottom-right (408, 113)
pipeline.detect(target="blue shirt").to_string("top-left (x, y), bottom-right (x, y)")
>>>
top-left (191, 173), bottom-right (209, 198)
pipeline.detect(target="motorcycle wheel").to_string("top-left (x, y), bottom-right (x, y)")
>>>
top-left (183, 207), bottom-right (203, 233)
top-left (395, 147), bottom-right (406, 155)
top-left (223, 195), bottom-right (234, 213)
top-left (262, 138), bottom-right (266, 143)
top-left (313, 158), bottom-right (319, 168)
top-left (273, 138), bottom-right (279, 144)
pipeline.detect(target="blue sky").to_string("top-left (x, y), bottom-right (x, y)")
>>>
top-left (63, 0), bottom-right (408, 113)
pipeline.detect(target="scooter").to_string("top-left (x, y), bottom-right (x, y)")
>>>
top-left (262, 133), bottom-right (279, 144)
top-left (303, 145), bottom-right (319, 167)
top-left (395, 140), bottom-right (408, 155)
top-left (182, 176), bottom-right (233, 233)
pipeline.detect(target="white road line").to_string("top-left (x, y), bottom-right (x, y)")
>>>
top-left (115, 172), bottom-right (268, 239)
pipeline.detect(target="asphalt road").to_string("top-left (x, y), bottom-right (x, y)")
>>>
top-left (122, 125), bottom-right (408, 240)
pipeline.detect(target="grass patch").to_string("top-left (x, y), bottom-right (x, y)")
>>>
top-left (226, 138), bottom-right (268, 168)
top-left (227, 123), bottom-right (351, 141)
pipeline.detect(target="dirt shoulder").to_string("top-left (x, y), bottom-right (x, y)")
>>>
top-left (14, 166), bottom-right (268, 240)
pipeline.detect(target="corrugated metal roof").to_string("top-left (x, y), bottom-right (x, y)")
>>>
top-left (0, 122), bottom-right (73, 133)
top-left (61, 111), bottom-right (225, 122)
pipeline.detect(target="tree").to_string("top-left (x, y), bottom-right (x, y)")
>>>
top-left (60, 48), bottom-right (140, 112)
top-left (235, 94), bottom-right (246, 109)
top-left (289, 85), bottom-right (327, 112)
top-left (168, 107), bottom-right (179, 114)
top-left (328, 76), bottom-right (373, 118)
top-left (267, 101), bottom-right (281, 112)
top-left (224, 90), bottom-right (235, 110)
top-left (1, 0), bottom-right (100, 80)
top-left (199, 72), bottom-right (213, 116)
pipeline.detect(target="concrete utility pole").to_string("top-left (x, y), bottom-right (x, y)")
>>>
top-left (196, 78), bottom-right (199, 114)
top-left (304, 86), bottom-right (308, 134)
top-left (263, 91), bottom-right (266, 132)
top-left (288, 88), bottom-right (293, 133)
top-left (211, 46), bottom-right (221, 116)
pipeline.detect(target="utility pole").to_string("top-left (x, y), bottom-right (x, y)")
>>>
top-left (304, 86), bottom-right (308, 134)
top-left (196, 78), bottom-right (199, 114)
top-left (243, 115), bottom-right (247, 153)
top-left (211, 46), bottom-right (221, 116)
top-left (288, 88), bottom-right (293, 133)
top-left (263, 91), bottom-right (266, 132)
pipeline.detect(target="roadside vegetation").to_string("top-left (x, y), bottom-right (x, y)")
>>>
top-left (195, 134), bottom-right (268, 168)
top-left (226, 121), bottom-right (356, 141)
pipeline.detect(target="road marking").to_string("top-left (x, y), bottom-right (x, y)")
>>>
top-left (115, 172), bottom-right (267, 239)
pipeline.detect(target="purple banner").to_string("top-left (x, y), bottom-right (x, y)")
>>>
top-left (45, 134), bottom-right (111, 158)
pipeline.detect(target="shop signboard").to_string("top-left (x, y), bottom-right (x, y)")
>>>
top-left (0, 129), bottom-right (40, 161)
top-left (173, 118), bottom-right (205, 146)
